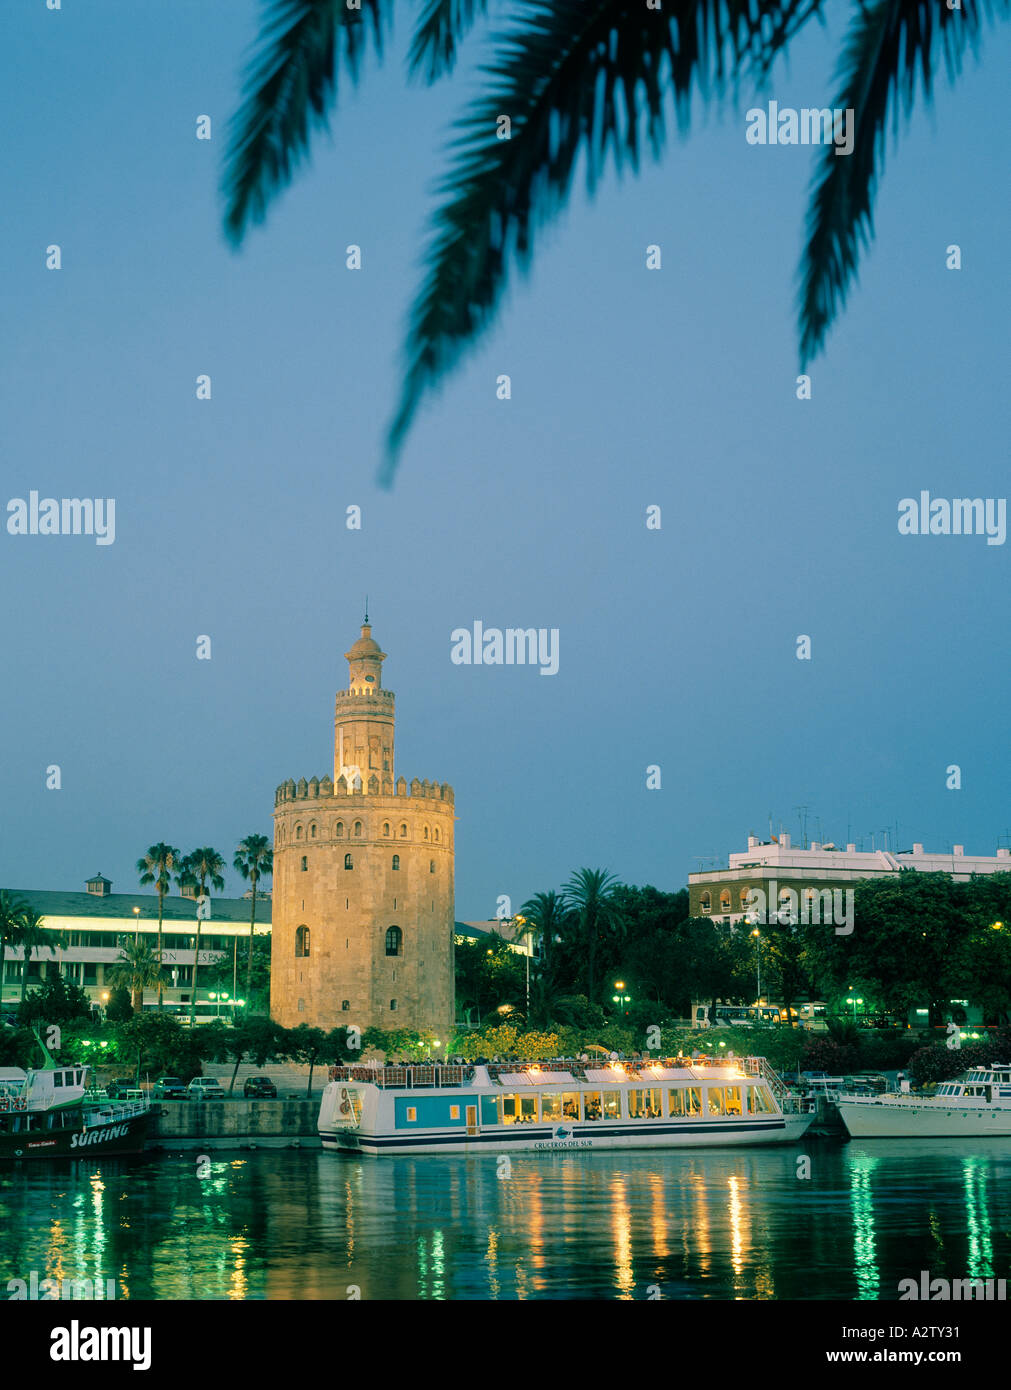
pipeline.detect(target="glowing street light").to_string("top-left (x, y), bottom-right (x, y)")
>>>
top-left (612, 981), bottom-right (631, 1014)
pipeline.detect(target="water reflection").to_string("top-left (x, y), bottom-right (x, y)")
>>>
top-left (1, 1139), bottom-right (1010, 1300)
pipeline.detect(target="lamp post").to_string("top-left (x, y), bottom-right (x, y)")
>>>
top-left (751, 929), bottom-right (762, 1002)
top-left (612, 980), bottom-right (631, 1015)
top-left (132, 906), bottom-right (141, 943)
top-left (513, 915), bottom-right (531, 1020)
top-left (846, 993), bottom-right (863, 1020)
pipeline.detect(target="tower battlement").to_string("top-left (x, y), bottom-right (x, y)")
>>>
top-left (275, 776), bottom-right (454, 805)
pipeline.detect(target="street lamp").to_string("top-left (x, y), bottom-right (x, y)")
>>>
top-left (846, 994), bottom-right (863, 1020)
top-left (132, 906), bottom-right (141, 942)
top-left (612, 981), bottom-right (631, 1014)
top-left (751, 929), bottom-right (762, 1001)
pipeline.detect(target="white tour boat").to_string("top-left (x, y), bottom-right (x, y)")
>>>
top-left (319, 1056), bottom-right (814, 1156)
top-left (837, 1062), bottom-right (1011, 1138)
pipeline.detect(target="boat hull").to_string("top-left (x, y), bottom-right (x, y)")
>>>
top-left (838, 1098), bottom-right (1011, 1138)
top-left (0, 1110), bottom-right (152, 1160)
top-left (321, 1113), bottom-right (813, 1156)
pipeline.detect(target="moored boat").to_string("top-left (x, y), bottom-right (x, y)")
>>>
top-left (837, 1062), bottom-right (1011, 1138)
top-left (319, 1055), bottom-right (814, 1156)
top-left (0, 1036), bottom-right (151, 1160)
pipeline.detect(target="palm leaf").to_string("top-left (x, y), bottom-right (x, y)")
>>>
top-left (409, 0), bottom-right (490, 82)
top-left (798, 0), bottom-right (1007, 365)
top-left (223, 0), bottom-right (390, 245)
top-left (384, 0), bottom-right (814, 480)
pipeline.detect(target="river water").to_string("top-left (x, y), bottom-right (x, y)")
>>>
top-left (2, 1138), bottom-right (1009, 1300)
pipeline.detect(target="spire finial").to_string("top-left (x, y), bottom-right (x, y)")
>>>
top-left (364, 595), bottom-right (369, 625)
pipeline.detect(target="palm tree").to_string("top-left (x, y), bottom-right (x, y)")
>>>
top-left (223, 1), bottom-right (1007, 481)
top-left (177, 848), bottom-right (227, 1028)
top-left (15, 909), bottom-right (62, 1006)
top-left (518, 890), bottom-right (571, 976)
top-left (234, 835), bottom-right (273, 1008)
top-left (563, 867), bottom-right (623, 1004)
top-left (108, 940), bottom-right (164, 1013)
top-left (0, 892), bottom-right (28, 1012)
top-left (137, 843), bottom-right (180, 1011)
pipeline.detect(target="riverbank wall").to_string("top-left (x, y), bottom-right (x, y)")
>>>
top-left (148, 1099), bottom-right (321, 1150)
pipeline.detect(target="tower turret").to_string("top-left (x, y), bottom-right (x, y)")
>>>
top-left (334, 621), bottom-right (395, 788)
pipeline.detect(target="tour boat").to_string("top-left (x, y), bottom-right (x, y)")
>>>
top-left (837, 1062), bottom-right (1011, 1138)
top-left (319, 1056), bottom-right (814, 1156)
top-left (0, 1037), bottom-right (151, 1160)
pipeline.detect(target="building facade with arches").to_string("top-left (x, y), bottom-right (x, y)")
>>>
top-left (270, 620), bottom-right (455, 1037)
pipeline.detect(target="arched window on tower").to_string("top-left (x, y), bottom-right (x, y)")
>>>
top-left (385, 926), bottom-right (402, 957)
top-left (433, 828), bottom-right (440, 843)
top-left (295, 925), bottom-right (310, 957)
top-left (382, 822), bottom-right (390, 836)
top-left (392, 855), bottom-right (400, 871)
top-left (423, 825), bottom-right (430, 841)
top-left (295, 824), bottom-right (303, 840)
top-left (353, 821), bottom-right (363, 838)
top-left (345, 853), bottom-right (353, 870)
top-left (700, 891), bottom-right (712, 914)
top-left (399, 823), bottom-right (408, 838)
top-left (310, 823), bottom-right (317, 839)
top-left (429, 860), bottom-right (435, 873)
top-left (720, 890), bottom-right (732, 914)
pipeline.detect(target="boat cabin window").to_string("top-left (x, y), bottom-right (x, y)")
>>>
top-left (541, 1092), bottom-right (562, 1120)
top-left (668, 1087), bottom-right (703, 1117)
top-left (628, 1088), bottom-right (662, 1119)
top-left (502, 1094), bottom-right (538, 1125)
top-left (747, 1085), bottom-right (776, 1114)
top-left (562, 1092), bottom-right (580, 1120)
top-left (707, 1088), bottom-right (724, 1115)
top-left (53, 1072), bottom-right (64, 1087)
top-left (602, 1090), bottom-right (621, 1120)
top-left (583, 1092), bottom-right (602, 1121)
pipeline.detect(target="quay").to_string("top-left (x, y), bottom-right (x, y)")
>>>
top-left (148, 1099), bottom-right (321, 1150)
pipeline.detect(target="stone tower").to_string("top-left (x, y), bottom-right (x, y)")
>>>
top-left (270, 619), bottom-right (455, 1039)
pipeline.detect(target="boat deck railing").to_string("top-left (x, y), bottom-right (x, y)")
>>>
top-left (327, 1056), bottom-right (795, 1093)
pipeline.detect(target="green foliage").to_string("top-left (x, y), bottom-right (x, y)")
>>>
top-left (114, 1014), bottom-right (206, 1081)
top-left (105, 986), bottom-right (134, 1023)
top-left (17, 974), bottom-right (93, 1026)
top-left (907, 1042), bottom-right (992, 1088)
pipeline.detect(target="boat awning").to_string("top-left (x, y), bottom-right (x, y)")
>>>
top-left (498, 1071), bottom-right (577, 1086)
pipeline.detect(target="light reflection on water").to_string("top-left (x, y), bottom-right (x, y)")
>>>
top-left (2, 1139), bottom-right (1011, 1301)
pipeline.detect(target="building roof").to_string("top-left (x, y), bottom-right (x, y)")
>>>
top-left (5, 889), bottom-right (272, 926)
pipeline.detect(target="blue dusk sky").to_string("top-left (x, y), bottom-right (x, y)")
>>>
top-left (1, 1), bottom-right (1008, 916)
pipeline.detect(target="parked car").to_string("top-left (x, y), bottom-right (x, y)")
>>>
top-left (187, 1077), bottom-right (226, 1101)
top-left (243, 1076), bottom-right (277, 1099)
top-left (152, 1076), bottom-right (188, 1100)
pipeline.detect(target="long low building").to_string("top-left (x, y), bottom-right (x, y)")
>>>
top-left (689, 834), bottom-right (1011, 924)
top-left (1, 872), bottom-right (271, 1017)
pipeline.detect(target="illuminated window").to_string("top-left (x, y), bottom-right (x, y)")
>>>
top-left (629, 1088), bottom-right (663, 1119)
top-left (720, 890), bottom-right (731, 913)
top-left (450, 1105), bottom-right (460, 1120)
top-left (583, 1091), bottom-right (602, 1121)
top-left (540, 1092), bottom-right (562, 1120)
top-left (602, 1090), bottom-right (622, 1121)
top-left (700, 891), bottom-right (711, 914)
top-left (707, 1088), bottom-right (724, 1116)
top-left (295, 925), bottom-right (310, 957)
top-left (724, 1087), bottom-right (742, 1115)
top-left (562, 1092), bottom-right (580, 1119)
top-left (406, 1106), bottom-right (416, 1122)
